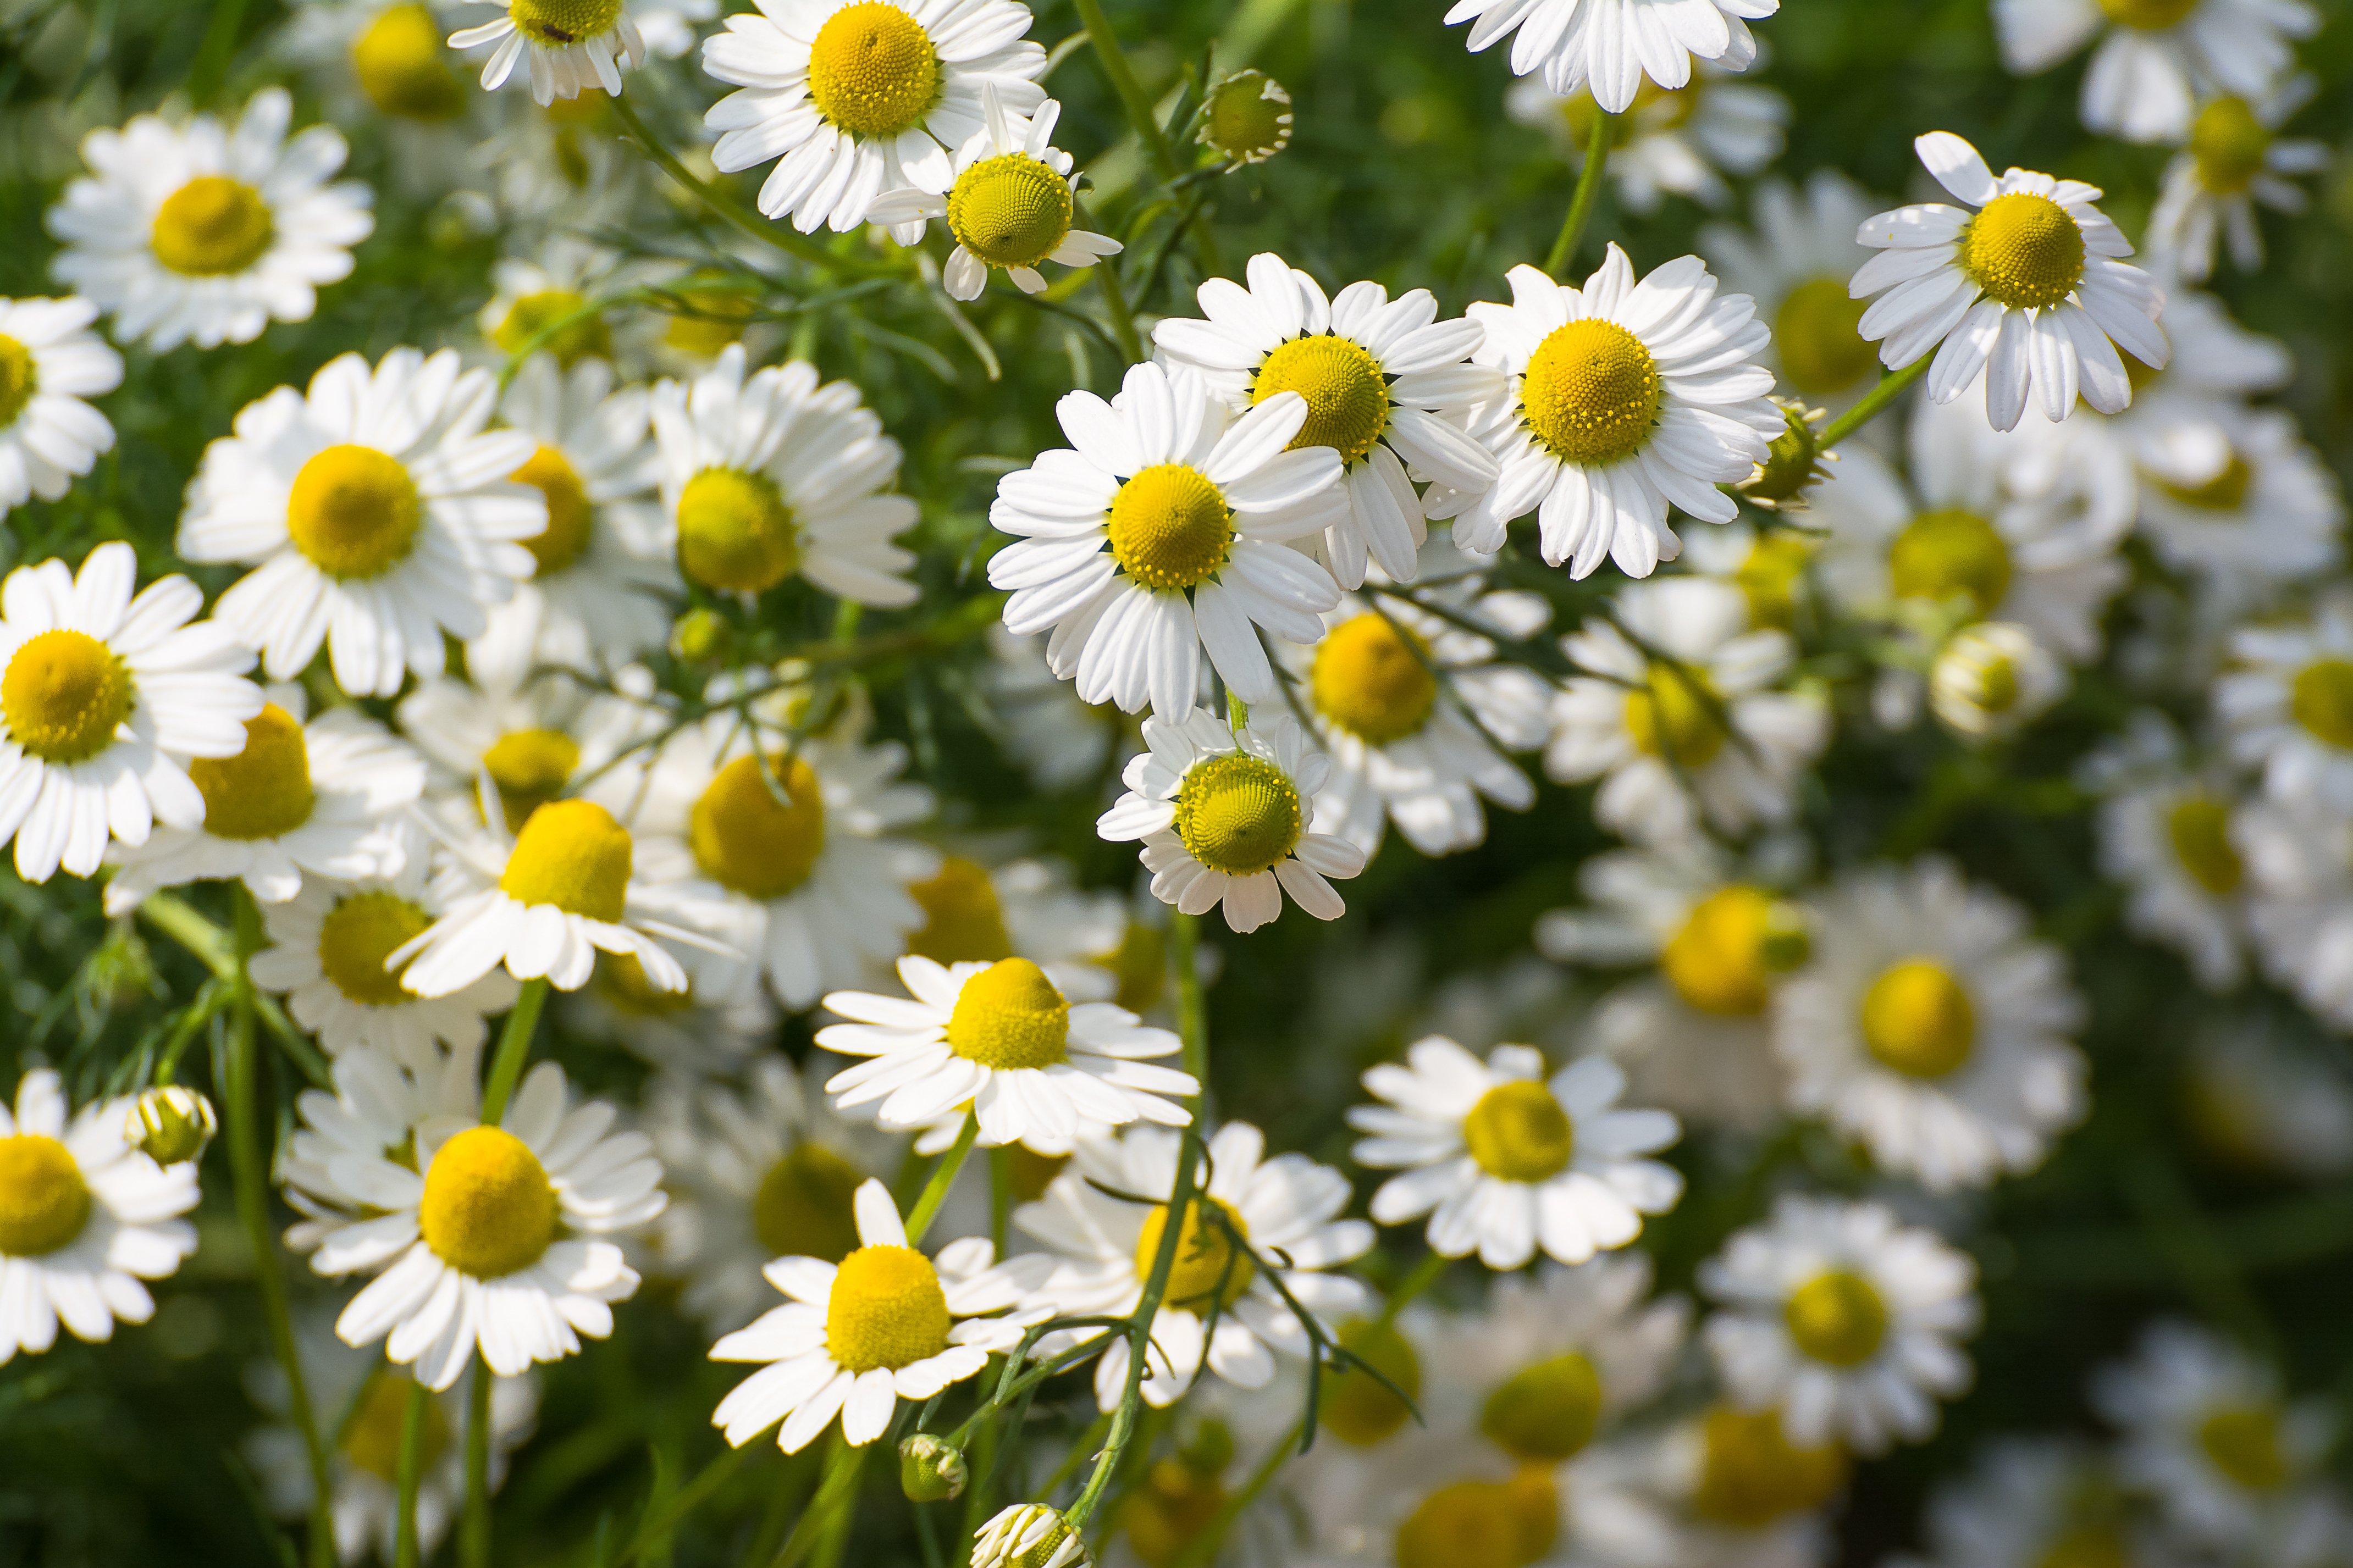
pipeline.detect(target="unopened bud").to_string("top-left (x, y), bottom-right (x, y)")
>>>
top-left (1198, 71), bottom-right (1294, 168)
top-left (1741, 403), bottom-right (1829, 510)
top-left (971, 1504), bottom-right (1090, 1568)
top-left (128, 1085), bottom-right (217, 1165)
top-left (670, 608), bottom-right (731, 664)
top-left (900, 1433), bottom-right (968, 1502)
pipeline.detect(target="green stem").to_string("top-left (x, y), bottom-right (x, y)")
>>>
top-left (480, 978), bottom-right (551, 1126)
top-left (906, 1114), bottom-right (980, 1245)
top-left (1374, 1252), bottom-right (1446, 1330)
top-left (615, 1445), bottom-right (752, 1567)
top-left (186, 0), bottom-right (248, 107)
top-left (988, 1144), bottom-right (1012, 1257)
top-left (462, 1370), bottom-right (493, 1568)
top-left (1092, 248), bottom-right (1148, 365)
top-left (775, 1436), bottom-right (867, 1568)
top-left (1070, 0), bottom-right (1185, 184)
top-left (1169, 912), bottom-right (1209, 1113)
top-left (1165, 1417), bottom-right (1302, 1568)
top-left (394, 1383), bottom-right (432, 1568)
top-left (1544, 112), bottom-right (1616, 278)
top-left (1817, 356), bottom-right (1932, 450)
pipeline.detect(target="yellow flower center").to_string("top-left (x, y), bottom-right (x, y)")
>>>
top-left (2, 628), bottom-right (132, 763)
top-left (1625, 666), bottom-right (1729, 769)
top-left (0, 334), bottom-right (36, 428)
top-left (1661, 885), bottom-right (1809, 1017)
top-left (288, 444), bottom-right (424, 580)
top-left (2197, 1404), bottom-right (2290, 1492)
top-left (1173, 753), bottom-right (1301, 877)
top-left (1393, 1472), bottom-right (1559, 1568)
top-left (1691, 1406), bottom-right (1851, 1528)
top-left (752, 1143), bottom-right (865, 1262)
top-left (492, 289), bottom-right (611, 368)
top-left (150, 175), bottom-right (275, 276)
top-left (945, 957), bottom-right (1070, 1071)
top-left (1251, 335), bottom-right (1390, 464)
top-left (1783, 1270), bottom-right (1889, 1367)
top-left (1462, 1078), bottom-right (1575, 1183)
top-left (2189, 96), bottom-right (2271, 197)
top-left (418, 1125), bottom-right (560, 1278)
top-left (2156, 452), bottom-right (2252, 513)
top-left (1860, 957), bottom-right (1975, 1078)
top-left (2167, 796), bottom-right (2242, 896)
top-left (1201, 70), bottom-right (1292, 164)
top-left (189, 703), bottom-right (316, 840)
top-left (1737, 534), bottom-right (1813, 631)
top-left (2293, 659), bottom-right (2353, 750)
top-left (689, 753), bottom-right (826, 900)
top-left (351, 3), bottom-right (466, 121)
top-left (1134, 1196), bottom-right (1253, 1311)
top-left (1122, 1456), bottom-right (1229, 1568)
top-left (1480, 1351), bottom-right (1603, 1464)
top-left (1520, 318), bottom-right (1662, 467)
top-left (340, 1371), bottom-right (450, 1482)
top-left (1889, 508), bottom-right (2012, 619)
top-left (825, 1243), bottom-right (951, 1372)
top-left (806, 2), bottom-right (939, 138)
top-left (947, 153), bottom-right (1074, 271)
top-left (498, 797), bottom-right (633, 922)
top-left (1310, 613), bottom-right (1438, 745)
top-left (594, 951), bottom-right (693, 1016)
top-left (1774, 276), bottom-right (1877, 397)
top-left (2098, 0), bottom-right (2199, 27)
top-left (319, 890), bottom-right (434, 1007)
top-left (482, 728), bottom-right (582, 834)
top-left (676, 467), bottom-right (800, 595)
top-left (507, 0), bottom-right (623, 46)
top-left (1960, 192), bottom-right (2086, 312)
top-left (2036, 1530), bottom-right (2131, 1568)
top-left (664, 282), bottom-right (757, 357)
top-left (1318, 1317), bottom-right (1422, 1448)
top-left (906, 856), bottom-right (1014, 966)
top-left (1107, 465), bottom-right (1233, 592)
top-left (0, 1134), bottom-right (91, 1256)
top-left (510, 445), bottom-right (594, 577)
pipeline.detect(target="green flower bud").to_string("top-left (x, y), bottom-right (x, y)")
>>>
top-left (127, 1085), bottom-right (217, 1166)
top-left (901, 1433), bottom-right (968, 1502)
top-left (1198, 71), bottom-right (1294, 167)
top-left (670, 608), bottom-right (732, 664)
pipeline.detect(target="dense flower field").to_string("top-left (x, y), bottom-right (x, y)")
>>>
top-left (2, 0), bottom-right (2352, 1564)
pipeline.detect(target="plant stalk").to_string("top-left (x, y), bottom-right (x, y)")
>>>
top-left (1544, 111), bottom-right (1616, 278)
top-left (1817, 354), bottom-right (1933, 450)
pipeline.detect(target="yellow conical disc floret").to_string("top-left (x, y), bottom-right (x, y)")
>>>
top-left (1174, 754), bottom-right (1301, 876)
top-left (2167, 797), bottom-right (2243, 896)
top-left (1393, 1473), bottom-right (1558, 1568)
top-left (1198, 70), bottom-right (1293, 165)
top-left (1860, 958), bottom-right (1975, 1078)
top-left (1774, 278), bottom-right (1875, 397)
top-left (419, 1126), bottom-right (560, 1278)
top-left (1311, 613), bottom-right (1439, 745)
top-left (2197, 1404), bottom-right (2290, 1492)
top-left (946, 958), bottom-right (1070, 1070)
top-left (1625, 666), bottom-right (1728, 769)
top-left (289, 444), bottom-right (424, 579)
top-left (151, 176), bottom-right (274, 276)
top-left (1783, 1270), bottom-right (1888, 1367)
top-left (2039, 1530), bottom-right (2131, 1568)
top-left (906, 857), bottom-right (1015, 966)
top-left (1521, 319), bottom-right (1662, 467)
top-left (3, 628), bottom-right (133, 763)
top-left (1252, 336), bottom-right (1390, 464)
top-left (1121, 1455), bottom-right (1228, 1568)
top-left (1661, 886), bottom-right (1809, 1017)
top-left (0, 1133), bottom-right (92, 1256)
top-left (948, 155), bottom-right (1074, 270)
top-left (1480, 1351), bottom-right (1603, 1462)
top-left (1319, 1318), bottom-right (1421, 1447)
top-left (2098, 0), bottom-right (2198, 27)
top-left (826, 1244), bottom-right (951, 1371)
top-left (2155, 452), bottom-right (2251, 512)
top-left (1960, 193), bottom-right (2086, 312)
top-left (511, 446), bottom-right (594, 576)
top-left (1890, 509), bottom-right (2012, 618)
top-left (2189, 97), bottom-right (2270, 197)
top-left (807, 2), bottom-right (939, 138)
top-left (1463, 1079), bottom-right (1574, 1183)
top-left (499, 799), bottom-right (633, 922)
top-left (2291, 660), bottom-right (2353, 749)
top-left (189, 703), bottom-right (316, 841)
top-left (1134, 1196), bottom-right (1253, 1311)
top-left (351, 3), bottom-right (466, 121)
top-left (483, 728), bottom-right (582, 833)
top-left (0, 334), bottom-right (37, 428)
top-left (677, 467), bottom-right (800, 594)
top-left (1691, 1406), bottom-right (1850, 1528)
top-left (319, 890), bottom-right (435, 1007)
top-left (753, 1144), bottom-right (864, 1262)
top-left (690, 753), bottom-right (826, 899)
top-left (596, 951), bottom-right (693, 1017)
top-left (508, 0), bottom-right (623, 47)
top-left (1108, 466), bottom-right (1233, 591)
top-left (492, 290), bottom-right (611, 368)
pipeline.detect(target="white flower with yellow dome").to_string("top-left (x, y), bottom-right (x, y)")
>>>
top-left (0, 542), bottom-right (263, 884)
top-left (46, 88), bottom-right (374, 352)
top-left (2084, 714), bottom-right (2251, 991)
top-left (1151, 253), bottom-right (1506, 591)
top-left (1773, 858), bottom-right (2086, 1191)
top-left (1700, 1194), bottom-right (1979, 1454)
top-left (1540, 1406), bottom-right (1849, 1568)
top-left (1991, 0), bottom-right (2317, 145)
top-left (448, 0), bottom-right (649, 104)
top-left (2236, 794), bottom-right (2353, 1032)
top-left (1700, 171), bottom-right (1884, 411)
top-left (0, 296), bottom-right (122, 519)
top-left (2148, 84), bottom-right (2328, 284)
top-left (2215, 592), bottom-right (2353, 812)
top-left (0, 1068), bottom-right (200, 1365)
top-left (278, 1043), bottom-right (482, 1257)
top-left (1507, 65), bottom-right (1787, 217)
top-left (396, 669), bottom-right (621, 832)
top-left (896, 854), bottom-right (1128, 1000)
top-left (1442, 0), bottom-right (1776, 115)
top-left (2129, 403), bottom-right (2341, 599)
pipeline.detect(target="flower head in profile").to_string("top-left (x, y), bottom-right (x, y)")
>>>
top-left (971, 1504), bottom-right (1090, 1568)
top-left (0, 295), bottom-right (121, 519)
top-left (448, 0), bottom-right (649, 104)
top-left (1443, 0), bottom-right (1778, 115)
top-left (2147, 84), bottom-right (2329, 284)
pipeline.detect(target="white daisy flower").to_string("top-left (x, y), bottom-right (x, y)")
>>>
top-left (866, 91), bottom-right (1120, 300)
top-left (321, 1060), bottom-right (662, 1387)
top-left (1700, 1194), bottom-right (1979, 1454)
top-left (2091, 1320), bottom-right (2334, 1549)
top-left (1886, 1439), bottom-right (2155, 1568)
top-left (1507, 66), bottom-right (1787, 217)
top-left (45, 88), bottom-right (375, 352)
top-left (1774, 858), bottom-right (2087, 1190)
top-left (1097, 707), bottom-right (1367, 935)
top-left (981, 624), bottom-right (1126, 793)
top-left (557, 946), bottom-right (780, 1077)
top-left (643, 1060), bottom-right (903, 1336)
top-left (103, 690), bottom-right (424, 914)
top-left (2084, 713), bottom-right (2250, 990)
top-left (1848, 132), bottom-right (2167, 434)
top-left (700, 0), bottom-right (1046, 239)
top-left (1432, 247), bottom-right (1781, 579)
top-left (1699, 171), bottom-right (1883, 408)
top-left (0, 1068), bottom-right (200, 1364)
top-left (897, 854), bottom-right (1127, 998)
top-left (1151, 253), bottom-right (1506, 591)
top-left (709, 1178), bottom-right (1047, 1452)
top-left (0, 542), bottom-right (263, 884)
top-left (178, 347), bottom-right (546, 699)
top-left (1541, 1407), bottom-right (1849, 1567)
top-left (2215, 592), bottom-right (2353, 811)
top-left (1927, 620), bottom-right (2068, 741)
top-left (1991, 0), bottom-right (2318, 145)
top-left (279, 0), bottom-right (477, 128)
top-left (973, 1504), bottom-right (1089, 1568)
top-left (1017, 1122), bottom-right (1373, 1411)
top-left (477, 234), bottom-right (653, 372)
top-left (2236, 794), bottom-right (2353, 1030)
top-left (447, 0), bottom-right (649, 104)
top-left (818, 954), bottom-right (1195, 1147)
top-left (0, 296), bottom-right (121, 519)
top-left (988, 360), bottom-right (1347, 717)
top-left (278, 1043), bottom-right (483, 1257)
top-left (2181, 1026), bottom-right (2353, 1181)
top-left (1441, 0), bottom-right (1777, 115)
top-left (395, 670), bottom-right (609, 831)
top-left (1544, 575), bottom-right (1829, 845)
top-left (470, 353), bottom-right (678, 689)
top-left (1350, 1037), bottom-right (1682, 1271)
top-left (2130, 403), bottom-right (2342, 596)
top-left (2148, 84), bottom-right (2329, 283)
top-left (651, 345), bottom-right (920, 607)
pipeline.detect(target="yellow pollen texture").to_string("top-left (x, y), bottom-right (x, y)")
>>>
top-left (1202, 72), bottom-right (1290, 164)
top-left (1860, 958), bottom-right (1976, 1078)
top-left (948, 154), bottom-right (1073, 270)
top-left (1661, 886), bottom-right (1778, 1017)
top-left (1960, 192), bottom-right (2086, 311)
top-left (1393, 1476), bottom-right (1556, 1568)
top-left (905, 857), bottom-right (1015, 966)
top-left (1173, 753), bottom-right (1301, 877)
top-left (508, 0), bottom-right (624, 46)
top-left (1251, 335), bottom-right (1390, 463)
top-left (511, 445), bottom-right (594, 575)
top-left (288, 444), bottom-right (424, 580)
top-left (319, 890), bottom-right (434, 1007)
top-left (0, 1133), bottom-right (92, 1256)
top-left (483, 728), bottom-right (582, 833)
top-left (689, 753), bottom-right (826, 899)
top-left (1463, 1078), bottom-right (1575, 1183)
top-left (944, 957), bottom-right (1071, 1071)
top-left (151, 176), bottom-right (275, 276)
top-left (825, 1244), bottom-right (951, 1372)
top-left (753, 1144), bottom-right (865, 1262)
top-left (1135, 1197), bottom-right (1253, 1310)
top-left (1692, 1405), bottom-right (1851, 1527)
top-left (419, 1125), bottom-right (560, 1278)
top-left (3, 628), bottom-right (132, 763)
top-left (1107, 465), bottom-right (1233, 591)
top-left (1311, 613), bottom-right (1438, 745)
top-left (676, 467), bottom-right (800, 595)
top-left (499, 798), bottom-right (633, 922)
top-left (190, 703), bottom-right (316, 840)
top-left (351, 4), bottom-right (466, 121)
top-left (807, 3), bottom-right (940, 138)
top-left (1520, 318), bottom-right (1662, 467)
top-left (0, 334), bottom-right (36, 428)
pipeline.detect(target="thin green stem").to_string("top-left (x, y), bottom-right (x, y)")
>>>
top-left (462, 1371), bottom-right (493, 1568)
top-left (989, 1144), bottom-right (1012, 1257)
top-left (480, 978), bottom-right (551, 1126)
top-left (394, 1382), bottom-right (432, 1568)
top-left (1544, 113), bottom-right (1616, 278)
top-left (774, 1436), bottom-right (867, 1568)
top-left (1165, 1417), bottom-right (1302, 1568)
top-left (613, 1445), bottom-right (752, 1567)
top-left (1169, 912), bottom-right (1209, 1113)
top-left (1070, 0), bottom-right (1184, 183)
top-left (1092, 248), bottom-right (1148, 365)
top-left (907, 1113), bottom-right (980, 1244)
top-left (1817, 355), bottom-right (1932, 450)
top-left (186, 0), bottom-right (247, 106)
top-left (1374, 1252), bottom-right (1447, 1330)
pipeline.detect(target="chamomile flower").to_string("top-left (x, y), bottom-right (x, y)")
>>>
top-left (448, 0), bottom-right (649, 104)
top-left (178, 348), bottom-right (546, 699)
top-left (651, 345), bottom-right (920, 606)
top-left (1545, 575), bottom-right (1829, 845)
top-left (2182, 1026), bottom-right (2353, 1180)
top-left (866, 92), bottom-right (1119, 300)
top-left (1507, 66), bottom-right (1788, 216)
top-left (1096, 707), bottom-right (1367, 935)
top-left (104, 691), bottom-right (424, 913)
top-left (2214, 593), bottom-right (2353, 811)
top-left (0, 296), bottom-right (122, 519)
top-left (478, 236), bottom-right (645, 372)
top-left (1558, 1406), bottom-right (1849, 1567)
top-left (279, 1044), bottom-right (482, 1258)
top-left (899, 855), bottom-right (1128, 997)
top-left (2235, 795), bottom-right (2353, 1030)
top-left (280, 0), bottom-right (476, 129)
top-left (1928, 620), bottom-right (2068, 741)
top-left (2130, 404), bottom-right (2341, 595)
top-left (1441, 0), bottom-right (1777, 115)
top-left (709, 1179), bottom-right (1047, 1451)
top-left (2084, 714), bottom-right (2251, 990)
top-left (700, 0), bottom-right (1046, 238)
top-left (1432, 248), bottom-right (1781, 578)
top-left (988, 361), bottom-right (1347, 716)
top-left (0, 542), bottom-right (264, 883)
top-left (1018, 1122), bottom-right (1373, 1411)
top-left (396, 671), bottom-right (603, 830)
top-left (1888, 1439), bottom-right (2152, 1568)
top-left (1700, 1195), bottom-right (1980, 1453)
top-left (1350, 1038), bottom-right (1682, 1271)
top-left (973, 1505), bottom-right (1091, 1568)
top-left (0, 1068), bottom-right (200, 1365)
top-left (471, 353), bottom-right (677, 688)
top-left (1991, 0), bottom-right (2317, 145)
top-left (1848, 132), bottom-right (2167, 433)
top-left (1150, 253), bottom-right (1506, 591)
top-left (1699, 171), bottom-right (1883, 407)
top-left (2148, 85), bottom-right (2329, 283)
